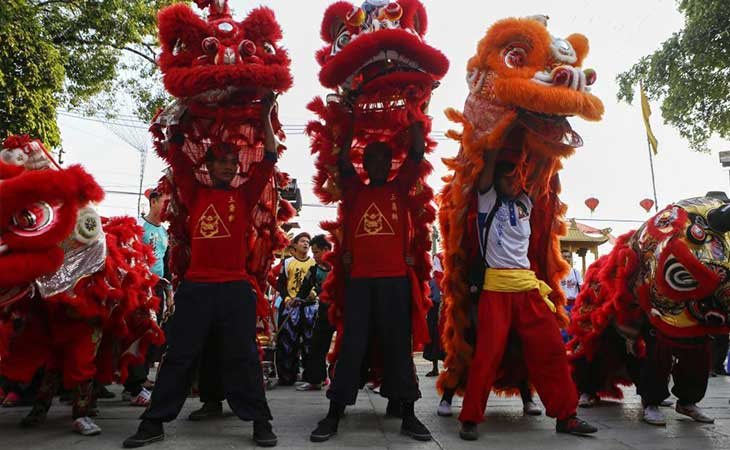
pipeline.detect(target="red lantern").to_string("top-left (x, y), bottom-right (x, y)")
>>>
top-left (585, 197), bottom-right (599, 213)
top-left (640, 198), bottom-right (654, 213)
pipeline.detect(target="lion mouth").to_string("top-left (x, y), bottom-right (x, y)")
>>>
top-left (531, 65), bottom-right (597, 92)
top-left (343, 50), bottom-right (426, 92)
top-left (688, 296), bottom-right (730, 327)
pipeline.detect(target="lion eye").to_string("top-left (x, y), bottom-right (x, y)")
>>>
top-left (262, 42), bottom-right (276, 55)
top-left (331, 31), bottom-right (351, 56)
top-left (503, 46), bottom-right (527, 69)
top-left (10, 202), bottom-right (54, 235)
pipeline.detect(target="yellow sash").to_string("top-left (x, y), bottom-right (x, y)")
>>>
top-left (483, 268), bottom-right (556, 313)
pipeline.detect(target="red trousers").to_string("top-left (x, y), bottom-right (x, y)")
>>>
top-left (1, 315), bottom-right (100, 389)
top-left (459, 289), bottom-right (577, 423)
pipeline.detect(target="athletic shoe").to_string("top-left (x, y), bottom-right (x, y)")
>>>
top-left (459, 421), bottom-right (478, 441)
top-left (310, 417), bottom-right (338, 442)
top-left (188, 401), bottom-right (223, 421)
top-left (296, 382), bottom-right (322, 391)
top-left (578, 393), bottom-right (599, 408)
top-left (642, 405), bottom-right (666, 425)
top-left (2, 391), bottom-right (21, 407)
top-left (20, 405), bottom-right (48, 428)
top-left (253, 420), bottom-right (277, 447)
top-left (556, 416), bottom-right (598, 434)
top-left (424, 369), bottom-right (439, 377)
top-left (676, 403), bottom-right (714, 423)
top-left (437, 399), bottom-right (453, 417)
top-left (130, 388), bottom-right (152, 407)
top-left (121, 390), bottom-right (132, 402)
top-left (97, 385), bottom-right (116, 399)
top-left (123, 420), bottom-right (164, 448)
top-left (73, 416), bottom-right (102, 436)
top-left (523, 400), bottom-right (543, 416)
top-left (400, 416), bottom-right (431, 441)
top-left (659, 398), bottom-right (673, 407)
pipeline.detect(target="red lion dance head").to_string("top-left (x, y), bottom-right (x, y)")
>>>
top-left (308, 0), bottom-right (448, 362)
top-left (151, 0), bottom-right (295, 302)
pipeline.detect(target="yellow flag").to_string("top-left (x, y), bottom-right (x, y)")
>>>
top-left (640, 81), bottom-right (659, 154)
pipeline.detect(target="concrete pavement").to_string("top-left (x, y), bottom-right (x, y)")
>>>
top-left (2, 356), bottom-right (730, 449)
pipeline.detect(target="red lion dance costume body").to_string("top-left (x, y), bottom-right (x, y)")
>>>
top-left (436, 15), bottom-right (603, 436)
top-left (306, 0), bottom-right (447, 443)
top-left (569, 196), bottom-right (730, 424)
top-left (151, 0), bottom-right (294, 295)
top-left (122, 0), bottom-right (292, 447)
top-left (0, 135), bottom-right (162, 435)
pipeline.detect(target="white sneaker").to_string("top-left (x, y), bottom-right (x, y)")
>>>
top-left (437, 399), bottom-right (453, 417)
top-left (659, 398), bottom-right (673, 407)
top-left (578, 393), bottom-right (599, 408)
top-left (642, 405), bottom-right (666, 426)
top-left (296, 382), bottom-right (322, 391)
top-left (130, 388), bottom-right (152, 407)
top-left (522, 400), bottom-right (542, 416)
top-left (676, 403), bottom-right (714, 423)
top-left (73, 416), bottom-right (102, 436)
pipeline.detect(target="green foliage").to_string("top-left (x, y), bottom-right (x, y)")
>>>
top-left (617, 0), bottom-right (730, 153)
top-left (0, 0), bottom-right (177, 147)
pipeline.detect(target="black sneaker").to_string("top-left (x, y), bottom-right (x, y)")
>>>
top-left (459, 421), bottom-right (478, 441)
top-left (188, 401), bottom-right (223, 421)
top-left (19, 405), bottom-right (48, 428)
top-left (401, 415), bottom-right (431, 441)
top-left (253, 420), bottom-right (277, 447)
top-left (310, 417), bottom-right (338, 442)
top-left (123, 420), bottom-right (165, 448)
top-left (556, 416), bottom-right (598, 435)
top-left (385, 399), bottom-right (402, 418)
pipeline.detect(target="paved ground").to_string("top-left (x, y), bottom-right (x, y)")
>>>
top-left (2, 356), bottom-right (730, 449)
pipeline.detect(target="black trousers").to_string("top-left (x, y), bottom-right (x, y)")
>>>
top-left (711, 333), bottom-right (729, 373)
top-left (423, 301), bottom-right (444, 362)
top-left (141, 280), bottom-right (271, 422)
top-left (198, 329), bottom-right (225, 403)
top-left (638, 329), bottom-right (710, 406)
top-left (303, 302), bottom-right (336, 385)
top-left (327, 276), bottom-right (420, 405)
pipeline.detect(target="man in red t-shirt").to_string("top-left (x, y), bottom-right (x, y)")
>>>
top-left (124, 96), bottom-right (279, 448)
top-left (310, 122), bottom-right (431, 443)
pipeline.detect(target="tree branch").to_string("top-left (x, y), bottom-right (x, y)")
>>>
top-left (117, 46), bottom-right (157, 66)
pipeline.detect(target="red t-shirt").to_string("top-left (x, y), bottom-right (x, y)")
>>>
top-left (184, 158), bottom-right (274, 283)
top-left (347, 182), bottom-right (409, 279)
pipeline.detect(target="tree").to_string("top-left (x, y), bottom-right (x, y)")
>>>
top-left (617, 0), bottom-right (730, 153)
top-left (0, 0), bottom-right (176, 147)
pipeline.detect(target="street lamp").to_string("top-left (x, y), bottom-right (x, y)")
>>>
top-left (718, 151), bottom-right (730, 192)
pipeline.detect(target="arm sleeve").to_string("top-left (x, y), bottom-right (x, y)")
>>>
top-left (242, 152), bottom-right (276, 211)
top-left (296, 265), bottom-right (317, 299)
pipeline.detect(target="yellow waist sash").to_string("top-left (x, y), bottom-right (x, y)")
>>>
top-left (483, 268), bottom-right (556, 313)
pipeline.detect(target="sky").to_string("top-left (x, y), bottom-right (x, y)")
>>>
top-left (57, 0), bottom-right (729, 259)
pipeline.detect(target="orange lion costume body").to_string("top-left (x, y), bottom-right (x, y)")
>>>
top-left (437, 16), bottom-right (603, 399)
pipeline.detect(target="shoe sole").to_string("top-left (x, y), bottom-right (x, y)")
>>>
top-left (642, 419), bottom-right (666, 426)
top-left (123, 434), bottom-right (164, 448)
top-left (437, 411), bottom-right (452, 417)
top-left (401, 429), bottom-right (432, 441)
top-left (676, 410), bottom-right (714, 423)
top-left (254, 438), bottom-right (278, 447)
top-left (459, 432), bottom-right (478, 441)
top-left (310, 432), bottom-right (336, 442)
top-left (75, 428), bottom-right (102, 436)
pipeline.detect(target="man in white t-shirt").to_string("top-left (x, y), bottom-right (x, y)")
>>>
top-left (458, 151), bottom-right (597, 441)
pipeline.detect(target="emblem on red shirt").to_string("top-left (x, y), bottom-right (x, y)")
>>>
top-left (195, 204), bottom-right (231, 239)
top-left (356, 203), bottom-right (395, 237)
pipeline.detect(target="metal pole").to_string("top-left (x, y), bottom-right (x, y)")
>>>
top-left (647, 137), bottom-right (659, 211)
